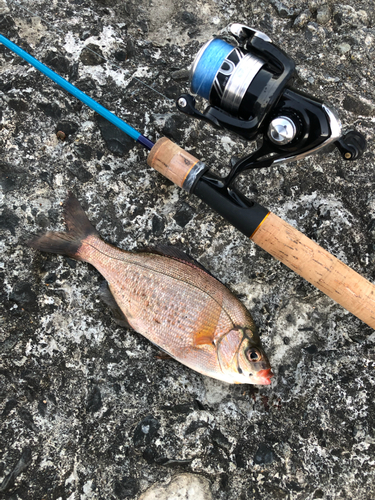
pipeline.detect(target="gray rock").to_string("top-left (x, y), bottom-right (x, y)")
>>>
top-left (0, 448), bottom-right (32, 494)
top-left (171, 68), bottom-right (190, 81)
top-left (96, 114), bottom-right (135, 156)
top-left (0, 0), bottom-right (10, 15)
top-left (343, 94), bottom-right (375, 116)
top-left (1, 0), bottom-right (375, 499)
top-left (270, 0), bottom-right (298, 18)
top-left (332, 4), bottom-right (370, 28)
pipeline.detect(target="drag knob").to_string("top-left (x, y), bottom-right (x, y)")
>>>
top-left (267, 116), bottom-right (297, 145)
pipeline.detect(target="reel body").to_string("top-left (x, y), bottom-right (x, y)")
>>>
top-left (177, 24), bottom-right (366, 186)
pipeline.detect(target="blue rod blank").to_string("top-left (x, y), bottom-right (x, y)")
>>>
top-left (0, 34), bottom-right (154, 148)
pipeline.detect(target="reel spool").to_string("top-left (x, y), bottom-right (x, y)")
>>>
top-left (177, 24), bottom-right (366, 186)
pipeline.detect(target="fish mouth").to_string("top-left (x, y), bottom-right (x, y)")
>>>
top-left (253, 368), bottom-right (274, 386)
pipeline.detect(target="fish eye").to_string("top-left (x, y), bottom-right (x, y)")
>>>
top-left (247, 348), bottom-right (261, 362)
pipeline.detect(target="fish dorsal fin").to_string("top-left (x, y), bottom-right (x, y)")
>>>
top-left (192, 291), bottom-right (223, 347)
top-left (144, 244), bottom-right (213, 275)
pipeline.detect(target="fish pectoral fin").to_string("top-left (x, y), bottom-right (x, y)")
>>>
top-left (99, 281), bottom-right (132, 329)
top-left (193, 331), bottom-right (216, 346)
top-left (192, 295), bottom-right (223, 347)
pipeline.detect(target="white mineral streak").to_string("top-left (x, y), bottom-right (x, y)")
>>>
top-left (0, 0), bottom-right (9, 14)
top-left (138, 474), bottom-right (213, 500)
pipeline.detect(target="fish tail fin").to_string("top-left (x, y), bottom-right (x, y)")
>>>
top-left (28, 192), bottom-right (99, 261)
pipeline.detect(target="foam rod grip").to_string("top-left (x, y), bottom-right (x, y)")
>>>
top-left (251, 212), bottom-right (375, 329)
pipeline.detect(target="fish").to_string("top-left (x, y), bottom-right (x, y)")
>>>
top-left (28, 193), bottom-right (273, 385)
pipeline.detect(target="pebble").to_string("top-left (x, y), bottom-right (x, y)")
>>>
top-left (332, 5), bottom-right (369, 27)
top-left (133, 415), bottom-right (160, 447)
top-left (365, 34), bottom-right (374, 47)
top-left (254, 443), bottom-right (276, 465)
top-left (38, 102), bottom-right (62, 120)
top-left (0, 448), bottom-right (32, 494)
top-left (293, 10), bottom-right (311, 29)
top-left (9, 282), bottom-right (38, 311)
top-left (0, 162), bottom-right (29, 193)
top-left (86, 386), bottom-right (102, 413)
top-left (80, 44), bottom-right (105, 66)
top-left (68, 161), bottom-right (93, 183)
top-left (173, 202), bottom-right (195, 228)
top-left (270, 0), bottom-right (297, 18)
top-left (320, 74), bottom-right (340, 84)
top-left (74, 143), bottom-right (93, 161)
top-left (114, 476), bottom-right (139, 498)
top-left (44, 50), bottom-right (70, 75)
top-left (171, 68), bottom-right (190, 81)
top-left (338, 43), bottom-right (351, 54)
top-left (0, 0), bottom-right (10, 14)
top-left (55, 120), bottom-right (79, 137)
top-left (138, 473), bottom-right (213, 500)
top-left (316, 4), bottom-right (331, 25)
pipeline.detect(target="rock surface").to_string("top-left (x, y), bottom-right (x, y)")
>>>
top-left (1, 0), bottom-right (375, 499)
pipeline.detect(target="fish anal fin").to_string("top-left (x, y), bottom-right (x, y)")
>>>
top-left (155, 351), bottom-right (173, 360)
top-left (99, 281), bottom-right (132, 329)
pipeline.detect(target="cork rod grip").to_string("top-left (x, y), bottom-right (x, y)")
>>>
top-left (147, 138), bottom-right (375, 328)
top-left (147, 137), bottom-right (199, 188)
top-left (251, 212), bottom-right (375, 329)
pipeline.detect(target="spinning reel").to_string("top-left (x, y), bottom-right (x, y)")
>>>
top-left (2, 29), bottom-right (375, 329)
top-left (177, 24), bottom-right (366, 187)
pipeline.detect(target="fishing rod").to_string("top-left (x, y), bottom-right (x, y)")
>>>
top-left (1, 25), bottom-right (374, 329)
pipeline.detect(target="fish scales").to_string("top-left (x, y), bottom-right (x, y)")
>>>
top-left (28, 193), bottom-right (273, 385)
top-left (79, 235), bottom-right (252, 378)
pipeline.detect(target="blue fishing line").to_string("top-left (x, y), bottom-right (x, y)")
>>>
top-left (0, 34), bottom-right (154, 149)
top-left (190, 38), bottom-right (233, 100)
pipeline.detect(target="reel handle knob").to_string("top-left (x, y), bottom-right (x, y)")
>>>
top-left (335, 130), bottom-right (367, 160)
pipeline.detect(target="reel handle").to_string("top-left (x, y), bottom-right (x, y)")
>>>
top-left (335, 130), bottom-right (367, 161)
top-left (148, 138), bottom-right (375, 329)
